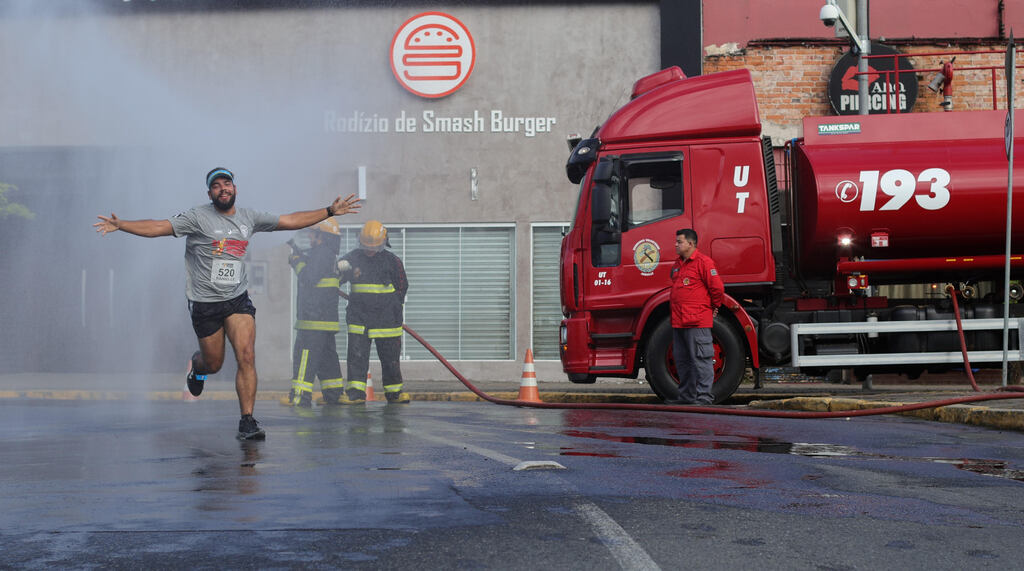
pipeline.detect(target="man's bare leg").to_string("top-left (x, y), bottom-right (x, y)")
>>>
top-left (224, 313), bottom-right (258, 416)
top-left (195, 328), bottom-right (227, 374)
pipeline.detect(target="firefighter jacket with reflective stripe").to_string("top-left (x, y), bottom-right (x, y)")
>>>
top-left (338, 248), bottom-right (408, 334)
top-left (669, 248), bottom-right (724, 329)
top-left (289, 242), bottom-right (341, 332)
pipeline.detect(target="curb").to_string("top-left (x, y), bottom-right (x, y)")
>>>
top-left (748, 397), bottom-right (1024, 433)
top-left (0, 389), bottom-right (663, 404)
top-left (4, 389), bottom-right (1022, 432)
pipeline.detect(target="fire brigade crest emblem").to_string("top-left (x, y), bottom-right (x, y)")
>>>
top-left (632, 239), bottom-right (660, 276)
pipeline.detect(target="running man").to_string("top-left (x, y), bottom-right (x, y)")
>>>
top-left (94, 167), bottom-right (361, 440)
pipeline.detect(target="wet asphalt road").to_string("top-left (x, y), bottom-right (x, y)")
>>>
top-left (2, 398), bottom-right (1024, 569)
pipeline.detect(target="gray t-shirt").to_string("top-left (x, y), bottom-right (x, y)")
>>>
top-left (169, 204), bottom-right (279, 302)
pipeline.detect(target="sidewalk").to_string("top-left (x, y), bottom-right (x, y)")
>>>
top-left (1, 372), bottom-right (1022, 433)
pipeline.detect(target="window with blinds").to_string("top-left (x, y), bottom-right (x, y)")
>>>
top-left (531, 224), bottom-right (569, 360)
top-left (314, 225), bottom-right (515, 362)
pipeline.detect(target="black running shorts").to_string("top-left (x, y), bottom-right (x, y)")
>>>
top-left (188, 292), bottom-right (257, 339)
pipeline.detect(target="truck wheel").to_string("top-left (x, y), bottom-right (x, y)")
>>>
top-left (644, 317), bottom-right (746, 403)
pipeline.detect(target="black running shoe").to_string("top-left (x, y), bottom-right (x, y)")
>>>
top-left (237, 415), bottom-right (266, 441)
top-left (186, 351), bottom-right (207, 397)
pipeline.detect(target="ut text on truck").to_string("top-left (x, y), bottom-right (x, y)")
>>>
top-left (559, 65), bottom-right (1024, 403)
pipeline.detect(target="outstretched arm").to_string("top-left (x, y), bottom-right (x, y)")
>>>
top-left (277, 194), bottom-right (361, 231)
top-left (94, 213), bottom-right (174, 237)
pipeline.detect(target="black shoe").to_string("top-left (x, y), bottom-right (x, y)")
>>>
top-left (186, 351), bottom-right (207, 397)
top-left (237, 415), bottom-right (266, 441)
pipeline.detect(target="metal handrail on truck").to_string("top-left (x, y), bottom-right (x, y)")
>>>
top-left (790, 318), bottom-right (1024, 367)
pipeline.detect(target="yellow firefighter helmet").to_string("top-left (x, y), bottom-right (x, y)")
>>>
top-left (359, 220), bottom-right (388, 250)
top-left (314, 217), bottom-right (340, 236)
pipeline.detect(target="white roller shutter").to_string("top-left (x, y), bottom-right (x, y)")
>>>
top-left (330, 225), bottom-right (514, 362)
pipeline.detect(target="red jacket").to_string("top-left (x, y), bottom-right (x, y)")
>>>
top-left (669, 249), bottom-right (725, 328)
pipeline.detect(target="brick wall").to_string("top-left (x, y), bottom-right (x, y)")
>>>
top-left (705, 42), bottom-right (1024, 145)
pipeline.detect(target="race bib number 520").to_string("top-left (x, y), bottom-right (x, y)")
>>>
top-left (211, 259), bottom-right (242, 286)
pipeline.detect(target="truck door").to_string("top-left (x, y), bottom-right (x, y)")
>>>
top-left (586, 150), bottom-right (690, 311)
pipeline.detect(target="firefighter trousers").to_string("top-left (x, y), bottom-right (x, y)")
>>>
top-left (290, 329), bottom-right (345, 405)
top-left (346, 330), bottom-right (403, 400)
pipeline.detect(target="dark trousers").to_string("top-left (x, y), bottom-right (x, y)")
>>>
top-left (672, 327), bottom-right (714, 404)
top-left (291, 329), bottom-right (344, 403)
top-left (346, 333), bottom-right (403, 398)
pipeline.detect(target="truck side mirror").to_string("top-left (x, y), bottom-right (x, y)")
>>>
top-left (565, 137), bottom-right (601, 184)
top-left (591, 183), bottom-right (611, 226)
top-left (590, 181), bottom-right (621, 267)
top-left (592, 158), bottom-right (614, 183)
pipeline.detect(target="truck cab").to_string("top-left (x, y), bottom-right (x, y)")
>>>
top-left (559, 68), bottom-right (778, 400)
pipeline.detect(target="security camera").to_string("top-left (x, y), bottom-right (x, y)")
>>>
top-left (819, 4), bottom-right (839, 27)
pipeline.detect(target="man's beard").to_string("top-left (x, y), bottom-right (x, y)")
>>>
top-left (211, 193), bottom-right (236, 211)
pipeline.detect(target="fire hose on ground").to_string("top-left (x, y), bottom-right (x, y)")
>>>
top-left (343, 291), bottom-right (1024, 419)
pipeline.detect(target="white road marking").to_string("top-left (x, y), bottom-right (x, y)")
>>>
top-left (413, 427), bottom-right (660, 569)
top-left (414, 431), bottom-right (524, 466)
top-left (574, 502), bottom-right (661, 571)
top-left (512, 460), bottom-right (566, 471)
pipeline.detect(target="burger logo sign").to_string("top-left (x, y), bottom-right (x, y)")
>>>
top-left (390, 12), bottom-right (476, 98)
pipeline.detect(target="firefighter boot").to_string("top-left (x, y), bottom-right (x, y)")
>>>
top-left (325, 388), bottom-right (366, 407)
top-left (321, 388), bottom-right (345, 405)
top-left (281, 388), bottom-right (312, 408)
top-left (279, 390), bottom-right (295, 406)
top-left (333, 390), bottom-right (366, 405)
top-left (387, 392), bottom-right (411, 404)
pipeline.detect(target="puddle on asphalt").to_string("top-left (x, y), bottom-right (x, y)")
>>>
top-left (561, 429), bottom-right (1024, 482)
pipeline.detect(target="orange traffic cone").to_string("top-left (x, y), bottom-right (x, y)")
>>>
top-left (517, 349), bottom-right (541, 403)
top-left (182, 358), bottom-right (199, 402)
top-left (365, 372), bottom-right (376, 402)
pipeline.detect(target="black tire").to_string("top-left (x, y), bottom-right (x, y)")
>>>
top-left (643, 316), bottom-right (746, 403)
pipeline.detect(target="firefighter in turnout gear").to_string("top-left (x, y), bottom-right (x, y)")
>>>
top-left (283, 217), bottom-right (346, 407)
top-left (335, 220), bottom-right (410, 404)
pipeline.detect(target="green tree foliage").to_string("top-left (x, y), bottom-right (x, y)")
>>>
top-left (0, 182), bottom-right (34, 219)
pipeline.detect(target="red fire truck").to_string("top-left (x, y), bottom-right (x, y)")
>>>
top-left (559, 66), bottom-right (1024, 402)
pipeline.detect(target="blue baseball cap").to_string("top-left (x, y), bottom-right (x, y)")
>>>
top-left (206, 167), bottom-right (234, 189)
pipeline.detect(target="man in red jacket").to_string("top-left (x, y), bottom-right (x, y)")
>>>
top-left (665, 228), bottom-right (725, 405)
